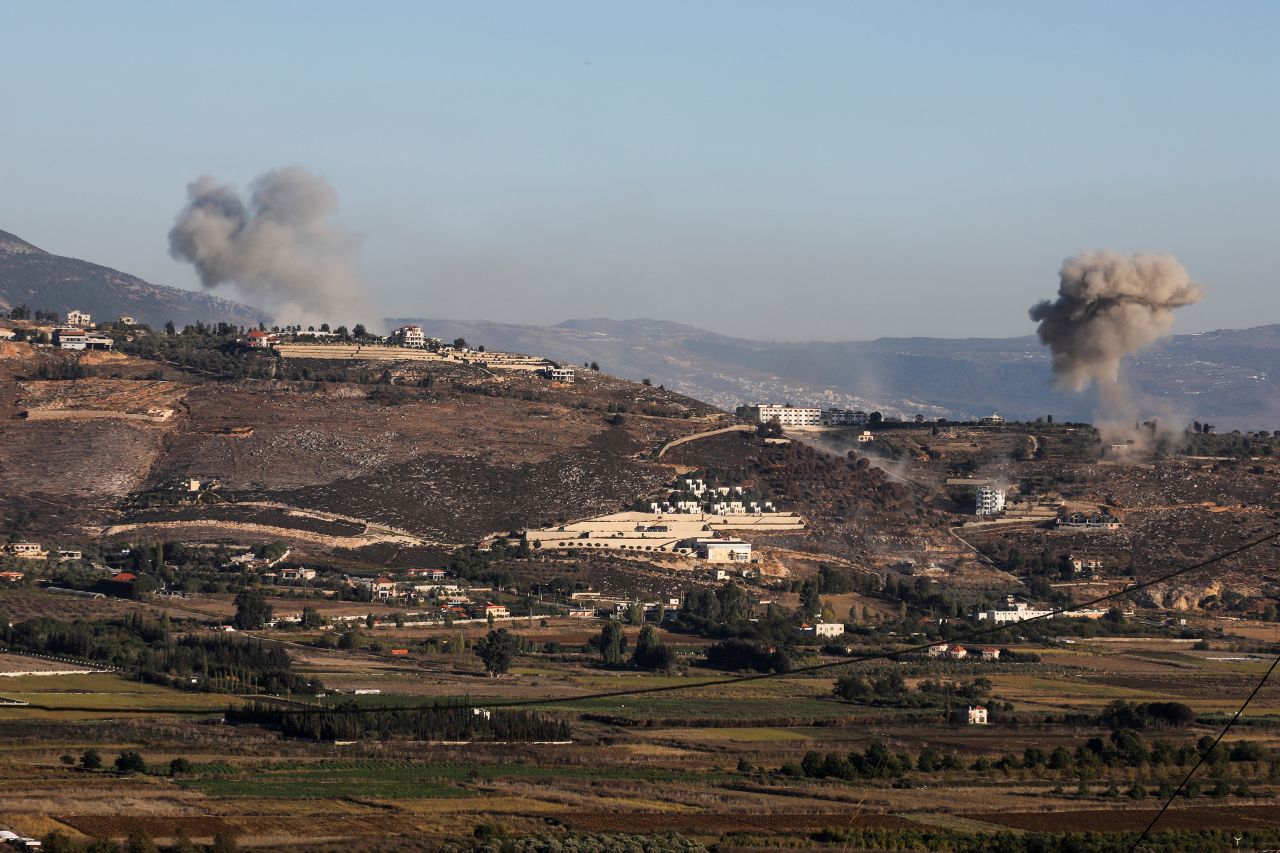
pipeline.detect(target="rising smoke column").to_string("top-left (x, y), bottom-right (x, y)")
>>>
top-left (168, 167), bottom-right (375, 327)
top-left (1029, 250), bottom-right (1203, 437)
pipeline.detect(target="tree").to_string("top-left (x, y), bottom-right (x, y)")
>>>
top-left (80, 748), bottom-right (103, 770)
top-left (163, 320), bottom-right (176, 335)
top-left (115, 750), bottom-right (146, 774)
top-left (59, 753), bottom-right (75, 765)
top-left (590, 361), bottom-right (600, 371)
top-left (352, 323), bottom-right (368, 339)
top-left (125, 831), bottom-right (159, 853)
top-left (299, 607), bottom-right (325, 629)
top-left (454, 337), bottom-right (467, 348)
top-left (233, 589), bottom-right (272, 630)
top-left (169, 757), bottom-right (193, 776)
top-left (631, 624), bottom-right (674, 671)
top-left (211, 831), bottom-right (238, 853)
top-left (473, 628), bottom-right (521, 676)
top-left (598, 620), bottom-right (627, 665)
top-left (869, 411), bottom-right (883, 425)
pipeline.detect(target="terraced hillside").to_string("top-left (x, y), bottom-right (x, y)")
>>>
top-left (0, 338), bottom-right (724, 549)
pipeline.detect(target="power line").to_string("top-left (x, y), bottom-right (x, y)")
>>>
top-left (307, 527), bottom-right (1280, 714)
top-left (1127, 651), bottom-right (1280, 853)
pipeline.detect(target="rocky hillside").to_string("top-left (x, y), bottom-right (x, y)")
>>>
top-left (0, 229), bottom-right (267, 328)
top-left (0, 336), bottom-right (723, 556)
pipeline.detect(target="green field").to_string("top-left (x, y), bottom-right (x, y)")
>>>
top-left (0, 672), bottom-right (237, 714)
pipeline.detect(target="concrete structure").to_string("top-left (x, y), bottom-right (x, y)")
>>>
top-left (65, 309), bottom-right (91, 326)
top-left (360, 575), bottom-right (397, 600)
top-left (116, 315), bottom-right (136, 325)
top-left (948, 645), bottom-right (968, 660)
top-left (800, 622), bottom-right (845, 638)
top-left (696, 538), bottom-right (753, 563)
top-left (1068, 556), bottom-right (1104, 575)
top-left (980, 647), bottom-right (1001, 661)
top-left (975, 485), bottom-right (1006, 516)
top-left (747, 404), bottom-right (822, 427)
top-left (958, 705), bottom-right (988, 725)
top-left (978, 413), bottom-right (1005, 425)
top-left (2, 542), bottom-right (47, 560)
top-left (524, 510), bottom-right (802, 556)
top-left (821, 408), bottom-right (869, 427)
top-left (976, 595), bottom-right (1106, 623)
top-left (856, 430), bottom-right (875, 443)
top-left (1057, 511), bottom-right (1121, 530)
top-left (543, 366), bottom-right (575, 383)
top-left (390, 324), bottom-right (426, 347)
top-left (53, 328), bottom-right (86, 350)
top-left (246, 330), bottom-right (278, 348)
top-left (482, 603), bottom-right (510, 619)
top-left (279, 567), bottom-right (317, 582)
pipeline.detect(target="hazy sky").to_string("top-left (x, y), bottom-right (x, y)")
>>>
top-left (2, 2), bottom-right (1278, 339)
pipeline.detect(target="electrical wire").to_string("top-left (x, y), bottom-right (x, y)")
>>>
top-left (1127, 651), bottom-right (1280, 853)
top-left (312, 527), bottom-right (1280, 714)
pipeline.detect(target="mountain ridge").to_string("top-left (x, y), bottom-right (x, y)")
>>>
top-left (0, 227), bottom-right (269, 328)
top-left (393, 316), bottom-right (1280, 429)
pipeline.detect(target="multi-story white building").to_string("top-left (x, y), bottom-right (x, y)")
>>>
top-left (975, 485), bottom-right (1006, 516)
top-left (65, 310), bottom-right (91, 327)
top-left (543, 366), bottom-right (575, 383)
top-left (390, 324), bottom-right (426, 347)
top-left (821, 408), bottom-right (869, 427)
top-left (696, 538), bottom-right (753, 563)
top-left (747, 404), bottom-right (822, 427)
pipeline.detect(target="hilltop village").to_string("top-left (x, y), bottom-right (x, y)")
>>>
top-left (2, 307), bottom-right (1280, 851)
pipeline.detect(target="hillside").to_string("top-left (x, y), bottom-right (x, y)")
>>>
top-left (397, 317), bottom-right (1280, 429)
top-left (0, 229), bottom-right (268, 328)
top-left (0, 334), bottom-right (724, 560)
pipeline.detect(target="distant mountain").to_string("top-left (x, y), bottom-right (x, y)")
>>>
top-left (393, 316), bottom-right (1280, 430)
top-left (0, 229), bottom-right (268, 328)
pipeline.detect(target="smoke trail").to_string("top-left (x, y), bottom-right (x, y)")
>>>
top-left (1029, 250), bottom-right (1203, 447)
top-left (168, 167), bottom-right (376, 328)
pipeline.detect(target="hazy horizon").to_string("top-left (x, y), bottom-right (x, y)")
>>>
top-left (3, 2), bottom-right (1278, 339)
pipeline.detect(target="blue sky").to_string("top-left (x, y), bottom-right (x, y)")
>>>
top-left (2, 1), bottom-right (1278, 338)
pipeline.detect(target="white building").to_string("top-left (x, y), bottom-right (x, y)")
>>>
top-left (856, 430), bottom-right (875, 443)
top-left (747, 404), bottom-right (822, 427)
top-left (116, 315), bottom-right (136, 325)
top-left (801, 622), bottom-right (845, 638)
top-left (696, 538), bottom-right (753, 563)
top-left (543, 366), bottom-right (575, 383)
top-left (821, 408), bottom-right (869, 427)
top-left (978, 412), bottom-right (1005, 425)
top-left (960, 705), bottom-right (988, 725)
top-left (65, 309), bottom-right (91, 327)
top-left (54, 328), bottom-right (87, 350)
top-left (390, 324), bottom-right (426, 347)
top-left (975, 486), bottom-right (1006, 516)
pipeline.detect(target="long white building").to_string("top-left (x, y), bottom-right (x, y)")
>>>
top-left (747, 404), bottom-right (822, 427)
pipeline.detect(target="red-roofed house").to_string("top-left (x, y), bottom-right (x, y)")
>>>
top-left (245, 330), bottom-right (279, 349)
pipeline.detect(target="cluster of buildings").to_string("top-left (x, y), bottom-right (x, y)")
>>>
top-left (974, 596), bottom-right (1107, 623)
top-left (927, 643), bottom-right (1001, 661)
top-left (651, 479), bottom-right (776, 516)
top-left (1057, 511), bottom-right (1122, 530)
top-left (0, 542), bottom-right (82, 562)
top-left (744, 404), bottom-right (870, 428)
top-left (799, 621), bottom-right (846, 638)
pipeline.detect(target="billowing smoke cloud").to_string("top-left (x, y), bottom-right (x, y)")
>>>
top-left (1030, 250), bottom-right (1204, 447)
top-left (1030, 250), bottom-right (1203, 391)
top-left (169, 167), bottom-right (376, 328)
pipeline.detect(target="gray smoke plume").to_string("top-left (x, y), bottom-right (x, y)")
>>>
top-left (1030, 250), bottom-right (1203, 446)
top-left (169, 167), bottom-right (376, 327)
top-left (1030, 250), bottom-right (1203, 391)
